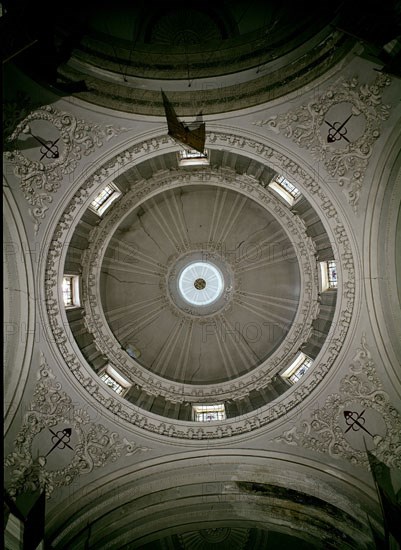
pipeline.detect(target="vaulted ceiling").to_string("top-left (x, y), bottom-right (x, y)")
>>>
top-left (3, 1), bottom-right (401, 549)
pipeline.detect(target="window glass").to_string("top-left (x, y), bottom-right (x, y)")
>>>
top-left (275, 175), bottom-right (301, 199)
top-left (99, 365), bottom-right (131, 395)
top-left (178, 148), bottom-right (209, 166)
top-left (282, 352), bottom-right (313, 383)
top-left (62, 276), bottom-right (74, 306)
top-left (192, 403), bottom-right (226, 421)
top-left (91, 185), bottom-right (114, 210)
top-left (268, 175), bottom-right (301, 205)
top-left (327, 260), bottom-right (338, 288)
top-left (90, 184), bottom-right (121, 215)
top-left (289, 356), bottom-right (313, 382)
top-left (100, 372), bottom-right (125, 394)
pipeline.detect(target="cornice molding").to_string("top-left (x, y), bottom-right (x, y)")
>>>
top-left (81, 168), bottom-right (317, 399)
top-left (41, 131), bottom-right (356, 439)
top-left (57, 31), bottom-right (353, 116)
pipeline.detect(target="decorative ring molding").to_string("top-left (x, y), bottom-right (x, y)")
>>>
top-left (3, 186), bottom-right (36, 435)
top-left (177, 261), bottom-right (224, 307)
top-left (43, 131), bottom-right (356, 439)
top-left (81, 169), bottom-right (316, 400)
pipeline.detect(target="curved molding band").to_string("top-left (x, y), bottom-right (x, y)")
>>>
top-left (41, 131), bottom-right (356, 440)
top-left (3, 184), bottom-right (36, 435)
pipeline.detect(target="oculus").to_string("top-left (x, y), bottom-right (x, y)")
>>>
top-left (178, 261), bottom-right (224, 306)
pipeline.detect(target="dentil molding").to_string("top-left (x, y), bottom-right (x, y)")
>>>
top-left (40, 131), bottom-right (357, 439)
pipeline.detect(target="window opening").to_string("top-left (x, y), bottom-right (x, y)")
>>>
top-left (62, 276), bottom-right (73, 307)
top-left (100, 372), bottom-right (125, 394)
top-left (90, 183), bottom-right (121, 215)
top-left (275, 175), bottom-right (301, 199)
top-left (99, 365), bottom-right (131, 396)
top-left (178, 148), bottom-right (209, 166)
top-left (268, 175), bottom-right (301, 205)
top-left (178, 261), bottom-right (224, 306)
top-left (319, 260), bottom-right (338, 291)
top-left (327, 260), bottom-right (338, 288)
top-left (192, 403), bottom-right (226, 421)
top-left (282, 352), bottom-right (313, 384)
top-left (62, 275), bottom-right (80, 308)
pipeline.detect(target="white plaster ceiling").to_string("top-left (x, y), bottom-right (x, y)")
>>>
top-left (3, 1), bottom-right (401, 549)
top-left (100, 185), bottom-right (300, 384)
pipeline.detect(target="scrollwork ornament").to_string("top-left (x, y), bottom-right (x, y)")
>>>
top-left (254, 74), bottom-right (392, 210)
top-left (4, 105), bottom-right (127, 232)
top-left (42, 132), bottom-right (356, 439)
top-left (275, 334), bottom-right (401, 470)
top-left (4, 353), bottom-right (150, 499)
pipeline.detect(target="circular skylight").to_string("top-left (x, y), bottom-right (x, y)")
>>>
top-left (178, 261), bottom-right (224, 305)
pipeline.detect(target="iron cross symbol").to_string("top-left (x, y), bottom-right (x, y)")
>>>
top-left (324, 113), bottom-right (353, 143)
top-left (26, 129), bottom-right (60, 160)
top-left (343, 410), bottom-right (374, 437)
top-left (46, 428), bottom-right (73, 456)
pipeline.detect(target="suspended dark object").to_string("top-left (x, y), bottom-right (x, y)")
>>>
top-left (161, 90), bottom-right (206, 155)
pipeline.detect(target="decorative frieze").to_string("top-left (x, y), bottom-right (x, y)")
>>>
top-left (41, 132), bottom-right (356, 439)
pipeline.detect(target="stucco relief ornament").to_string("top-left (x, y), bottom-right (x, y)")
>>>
top-left (254, 74), bottom-right (391, 210)
top-left (4, 105), bottom-right (127, 233)
top-left (4, 353), bottom-right (150, 499)
top-left (43, 133), bottom-right (355, 438)
top-left (79, 168), bottom-right (318, 401)
top-left (275, 334), bottom-right (401, 470)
